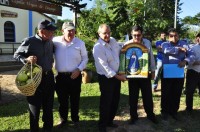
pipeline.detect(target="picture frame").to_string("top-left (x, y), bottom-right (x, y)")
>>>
top-left (118, 43), bottom-right (149, 78)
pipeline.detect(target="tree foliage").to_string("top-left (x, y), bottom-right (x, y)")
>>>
top-left (180, 12), bottom-right (200, 40)
top-left (76, 0), bottom-right (183, 41)
top-left (69, 0), bottom-right (186, 70)
top-left (182, 13), bottom-right (200, 26)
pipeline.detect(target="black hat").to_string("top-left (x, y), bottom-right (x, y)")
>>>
top-left (38, 19), bottom-right (57, 31)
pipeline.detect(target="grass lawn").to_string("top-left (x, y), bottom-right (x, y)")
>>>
top-left (0, 82), bottom-right (200, 132)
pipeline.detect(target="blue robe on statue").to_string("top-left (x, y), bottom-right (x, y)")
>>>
top-left (128, 54), bottom-right (139, 73)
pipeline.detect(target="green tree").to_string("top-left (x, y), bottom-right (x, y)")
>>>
top-left (69, 0), bottom-right (187, 70)
top-left (181, 12), bottom-right (200, 40)
top-left (182, 13), bottom-right (200, 26)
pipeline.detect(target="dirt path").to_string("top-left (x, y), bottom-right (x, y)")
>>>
top-left (0, 70), bottom-right (25, 105)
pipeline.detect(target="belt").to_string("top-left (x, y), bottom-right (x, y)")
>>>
top-left (58, 72), bottom-right (72, 75)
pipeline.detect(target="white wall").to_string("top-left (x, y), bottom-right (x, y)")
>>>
top-left (0, 5), bottom-right (52, 42)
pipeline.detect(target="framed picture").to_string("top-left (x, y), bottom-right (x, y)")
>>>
top-left (118, 43), bottom-right (149, 78)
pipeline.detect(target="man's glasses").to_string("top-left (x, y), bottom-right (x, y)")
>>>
top-left (169, 34), bottom-right (178, 38)
top-left (132, 34), bottom-right (141, 37)
top-left (100, 32), bottom-right (110, 35)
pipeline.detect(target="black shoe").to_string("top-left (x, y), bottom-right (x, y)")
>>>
top-left (99, 127), bottom-right (107, 132)
top-left (186, 109), bottom-right (193, 116)
top-left (43, 129), bottom-right (52, 132)
top-left (147, 116), bottom-right (158, 124)
top-left (107, 123), bottom-right (118, 128)
top-left (171, 114), bottom-right (178, 121)
top-left (186, 107), bottom-right (193, 112)
top-left (161, 113), bottom-right (168, 120)
top-left (129, 118), bottom-right (138, 125)
top-left (73, 121), bottom-right (79, 127)
top-left (56, 121), bottom-right (67, 128)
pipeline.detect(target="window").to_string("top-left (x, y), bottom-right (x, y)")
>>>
top-left (4, 21), bottom-right (15, 42)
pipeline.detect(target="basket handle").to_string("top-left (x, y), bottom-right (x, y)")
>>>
top-left (30, 62), bottom-right (33, 79)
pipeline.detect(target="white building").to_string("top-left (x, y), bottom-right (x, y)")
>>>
top-left (0, 5), bottom-right (54, 54)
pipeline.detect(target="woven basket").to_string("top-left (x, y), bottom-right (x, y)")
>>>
top-left (15, 63), bottom-right (42, 96)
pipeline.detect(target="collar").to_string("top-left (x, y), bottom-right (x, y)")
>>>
top-left (99, 38), bottom-right (109, 46)
top-left (35, 33), bottom-right (43, 41)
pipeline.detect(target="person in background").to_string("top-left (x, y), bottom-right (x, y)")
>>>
top-left (14, 19), bottom-right (57, 132)
top-left (93, 24), bottom-right (127, 132)
top-left (185, 33), bottom-right (200, 113)
top-left (53, 22), bottom-right (88, 127)
top-left (161, 28), bottom-right (195, 120)
top-left (125, 25), bottom-right (158, 125)
top-left (152, 32), bottom-right (166, 92)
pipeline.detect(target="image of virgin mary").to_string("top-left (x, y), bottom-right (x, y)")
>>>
top-left (128, 51), bottom-right (140, 74)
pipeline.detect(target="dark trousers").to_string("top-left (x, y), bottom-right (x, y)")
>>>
top-left (98, 75), bottom-right (121, 129)
top-left (161, 72), bottom-right (184, 115)
top-left (55, 73), bottom-right (82, 122)
top-left (128, 75), bottom-right (155, 119)
top-left (186, 69), bottom-right (200, 111)
top-left (27, 71), bottom-right (55, 132)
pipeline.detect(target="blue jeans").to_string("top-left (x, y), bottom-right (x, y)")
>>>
top-left (153, 59), bottom-right (162, 89)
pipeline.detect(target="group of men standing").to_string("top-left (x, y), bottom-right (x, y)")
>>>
top-left (153, 29), bottom-right (200, 121)
top-left (14, 19), bottom-right (199, 132)
top-left (14, 19), bottom-right (88, 132)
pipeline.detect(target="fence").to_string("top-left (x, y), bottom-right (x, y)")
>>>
top-left (0, 42), bottom-right (21, 55)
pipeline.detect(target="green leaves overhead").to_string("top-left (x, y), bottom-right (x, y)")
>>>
top-left (182, 13), bottom-right (200, 26)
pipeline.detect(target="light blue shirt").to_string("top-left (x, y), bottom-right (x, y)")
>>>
top-left (93, 37), bottom-right (121, 78)
top-left (53, 36), bottom-right (88, 72)
top-left (161, 40), bottom-right (195, 65)
top-left (187, 44), bottom-right (200, 72)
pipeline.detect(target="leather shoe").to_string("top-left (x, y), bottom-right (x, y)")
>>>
top-left (56, 121), bottom-right (67, 128)
top-left (73, 121), bottom-right (79, 127)
top-left (43, 129), bottom-right (52, 132)
top-left (107, 123), bottom-right (118, 128)
top-left (147, 116), bottom-right (158, 124)
top-left (161, 113), bottom-right (168, 120)
top-left (171, 114), bottom-right (179, 121)
top-left (99, 127), bottom-right (107, 132)
top-left (129, 118), bottom-right (138, 125)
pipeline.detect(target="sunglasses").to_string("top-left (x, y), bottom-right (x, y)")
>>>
top-left (132, 34), bottom-right (141, 37)
top-left (100, 32), bottom-right (110, 35)
top-left (169, 34), bottom-right (178, 38)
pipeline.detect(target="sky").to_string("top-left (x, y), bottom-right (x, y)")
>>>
top-left (57, 0), bottom-right (200, 20)
top-left (57, 0), bottom-right (94, 20)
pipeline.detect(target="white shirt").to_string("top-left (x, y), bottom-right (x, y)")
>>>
top-left (53, 36), bottom-right (88, 72)
top-left (188, 44), bottom-right (200, 72)
top-left (93, 37), bottom-right (121, 78)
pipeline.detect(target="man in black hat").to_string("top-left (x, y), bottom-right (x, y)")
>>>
top-left (14, 19), bottom-right (57, 132)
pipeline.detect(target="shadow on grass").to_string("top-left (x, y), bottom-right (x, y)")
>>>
top-left (0, 130), bottom-right (29, 132)
top-left (54, 93), bottom-right (129, 119)
top-left (52, 120), bottom-right (99, 132)
top-left (0, 100), bottom-right (28, 117)
top-left (153, 109), bottom-right (200, 131)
